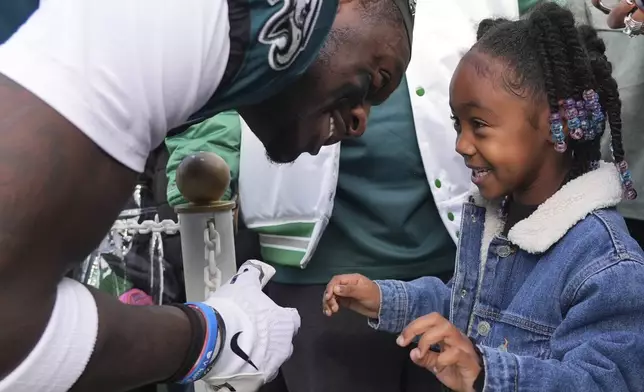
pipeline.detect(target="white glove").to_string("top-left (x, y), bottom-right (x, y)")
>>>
top-left (202, 260), bottom-right (300, 392)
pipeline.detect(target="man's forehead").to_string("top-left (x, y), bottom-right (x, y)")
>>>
top-left (391, 0), bottom-right (415, 45)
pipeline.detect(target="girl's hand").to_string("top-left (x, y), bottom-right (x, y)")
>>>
top-left (322, 273), bottom-right (381, 319)
top-left (397, 313), bottom-right (482, 392)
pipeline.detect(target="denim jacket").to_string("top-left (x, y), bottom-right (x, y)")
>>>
top-left (372, 162), bottom-right (644, 391)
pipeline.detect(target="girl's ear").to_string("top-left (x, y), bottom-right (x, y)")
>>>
top-left (534, 100), bottom-right (556, 146)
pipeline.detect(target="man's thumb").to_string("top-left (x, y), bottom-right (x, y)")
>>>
top-left (227, 260), bottom-right (275, 288)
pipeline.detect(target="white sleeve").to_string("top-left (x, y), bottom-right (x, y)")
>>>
top-left (0, 0), bottom-right (231, 172)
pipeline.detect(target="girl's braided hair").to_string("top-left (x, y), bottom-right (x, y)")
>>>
top-left (473, 2), bottom-right (623, 179)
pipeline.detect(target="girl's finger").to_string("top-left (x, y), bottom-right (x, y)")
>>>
top-left (398, 312), bottom-right (445, 347)
top-left (322, 290), bottom-right (339, 316)
top-left (410, 346), bottom-right (440, 370)
top-left (415, 323), bottom-right (451, 357)
top-left (333, 283), bottom-right (363, 298)
top-left (329, 295), bottom-right (340, 313)
top-left (434, 346), bottom-right (461, 372)
top-left (324, 276), bottom-right (351, 300)
top-left (324, 286), bottom-right (334, 300)
top-left (322, 301), bottom-right (330, 316)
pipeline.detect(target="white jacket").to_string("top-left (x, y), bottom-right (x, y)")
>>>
top-left (239, 0), bottom-right (520, 269)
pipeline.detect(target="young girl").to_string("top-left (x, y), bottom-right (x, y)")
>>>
top-left (323, 3), bottom-right (644, 392)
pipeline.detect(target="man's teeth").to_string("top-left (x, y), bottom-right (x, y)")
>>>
top-left (328, 118), bottom-right (335, 139)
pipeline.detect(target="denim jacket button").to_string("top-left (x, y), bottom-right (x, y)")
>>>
top-left (460, 289), bottom-right (467, 298)
top-left (477, 321), bottom-right (491, 336)
top-left (497, 245), bottom-right (513, 258)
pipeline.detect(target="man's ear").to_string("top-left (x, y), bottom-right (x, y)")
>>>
top-left (337, 0), bottom-right (359, 14)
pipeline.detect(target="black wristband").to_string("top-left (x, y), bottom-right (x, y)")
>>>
top-left (209, 307), bottom-right (227, 370)
top-left (164, 304), bottom-right (207, 383)
top-left (469, 337), bottom-right (485, 392)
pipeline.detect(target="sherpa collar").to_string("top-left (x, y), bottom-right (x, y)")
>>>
top-left (470, 161), bottom-right (624, 254)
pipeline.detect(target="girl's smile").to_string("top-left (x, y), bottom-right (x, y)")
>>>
top-left (469, 166), bottom-right (492, 186)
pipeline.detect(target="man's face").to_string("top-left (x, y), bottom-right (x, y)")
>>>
top-left (238, 1), bottom-right (411, 163)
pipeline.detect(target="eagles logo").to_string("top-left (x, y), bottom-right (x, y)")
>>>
top-left (212, 383), bottom-right (236, 391)
top-left (258, 0), bottom-right (323, 71)
top-left (408, 0), bottom-right (416, 15)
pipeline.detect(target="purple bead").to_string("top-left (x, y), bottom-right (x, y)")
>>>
top-left (593, 111), bottom-right (605, 122)
top-left (625, 188), bottom-right (638, 200)
top-left (583, 89), bottom-right (596, 100)
top-left (577, 109), bottom-right (587, 118)
top-left (554, 141), bottom-right (567, 153)
top-left (565, 108), bottom-right (578, 119)
top-left (550, 112), bottom-right (561, 121)
top-left (564, 98), bottom-right (575, 108)
top-left (617, 160), bottom-right (629, 172)
top-left (576, 100), bottom-right (585, 110)
top-left (570, 127), bottom-right (584, 140)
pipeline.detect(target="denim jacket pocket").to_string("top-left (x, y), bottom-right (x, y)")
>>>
top-left (472, 308), bottom-right (555, 360)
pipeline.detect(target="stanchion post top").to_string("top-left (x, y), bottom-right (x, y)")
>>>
top-left (176, 151), bottom-right (231, 205)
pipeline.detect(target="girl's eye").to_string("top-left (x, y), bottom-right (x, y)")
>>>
top-left (472, 119), bottom-right (487, 129)
top-left (450, 115), bottom-right (461, 132)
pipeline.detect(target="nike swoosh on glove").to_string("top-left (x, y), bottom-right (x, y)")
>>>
top-left (202, 260), bottom-right (300, 392)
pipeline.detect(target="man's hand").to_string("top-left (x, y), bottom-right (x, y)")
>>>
top-left (598, 0), bottom-right (644, 30)
top-left (322, 273), bottom-right (381, 318)
top-left (396, 313), bottom-right (482, 392)
top-left (203, 260), bottom-right (300, 392)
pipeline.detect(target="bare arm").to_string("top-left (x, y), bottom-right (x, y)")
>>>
top-left (0, 74), bottom-right (192, 390)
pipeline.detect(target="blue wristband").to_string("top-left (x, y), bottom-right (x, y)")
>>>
top-left (178, 303), bottom-right (221, 384)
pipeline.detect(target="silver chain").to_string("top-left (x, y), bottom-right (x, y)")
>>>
top-left (203, 220), bottom-right (222, 297)
top-left (149, 228), bottom-right (165, 305)
top-left (109, 216), bottom-right (225, 299)
top-left (111, 218), bottom-right (180, 235)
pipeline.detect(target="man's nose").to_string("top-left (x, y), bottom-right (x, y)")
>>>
top-left (346, 104), bottom-right (371, 138)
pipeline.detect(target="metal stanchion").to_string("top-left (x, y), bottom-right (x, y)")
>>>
top-left (174, 152), bottom-right (237, 392)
